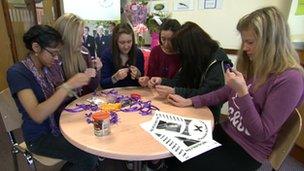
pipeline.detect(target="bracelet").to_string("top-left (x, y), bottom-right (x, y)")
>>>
top-left (61, 83), bottom-right (79, 98)
top-left (111, 75), bottom-right (119, 84)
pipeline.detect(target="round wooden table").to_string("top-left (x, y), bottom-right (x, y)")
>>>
top-left (60, 87), bottom-right (213, 169)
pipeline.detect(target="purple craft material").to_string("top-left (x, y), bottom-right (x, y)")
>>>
top-left (66, 89), bottom-right (159, 126)
top-left (110, 111), bottom-right (119, 124)
top-left (64, 103), bottom-right (98, 112)
top-left (120, 100), bottom-right (159, 115)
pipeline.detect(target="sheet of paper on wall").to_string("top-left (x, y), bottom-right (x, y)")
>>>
top-left (198, 0), bottom-right (223, 10)
top-left (141, 111), bottom-right (221, 162)
top-left (173, 0), bottom-right (194, 11)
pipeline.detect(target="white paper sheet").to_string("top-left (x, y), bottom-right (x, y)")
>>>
top-left (141, 111), bottom-right (221, 162)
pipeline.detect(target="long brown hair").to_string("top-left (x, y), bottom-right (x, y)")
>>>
top-left (236, 6), bottom-right (303, 90)
top-left (171, 22), bottom-right (219, 88)
top-left (53, 13), bottom-right (86, 79)
top-left (111, 23), bottom-right (136, 70)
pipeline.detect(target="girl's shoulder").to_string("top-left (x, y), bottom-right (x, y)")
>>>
top-left (269, 69), bottom-right (304, 89)
top-left (7, 62), bottom-right (28, 75)
top-left (277, 69), bottom-right (303, 81)
top-left (135, 47), bottom-right (144, 56)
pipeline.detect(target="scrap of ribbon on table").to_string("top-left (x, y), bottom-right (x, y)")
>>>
top-left (64, 89), bottom-right (160, 124)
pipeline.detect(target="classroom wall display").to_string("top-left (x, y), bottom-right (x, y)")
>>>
top-left (169, 0), bottom-right (291, 49)
top-left (173, 0), bottom-right (194, 11)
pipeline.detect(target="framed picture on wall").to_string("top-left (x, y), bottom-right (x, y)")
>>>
top-left (198, 0), bottom-right (223, 10)
top-left (150, 0), bottom-right (168, 14)
top-left (173, 0), bottom-right (194, 11)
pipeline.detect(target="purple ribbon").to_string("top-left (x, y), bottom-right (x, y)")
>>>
top-left (65, 89), bottom-right (159, 125)
top-left (85, 112), bottom-right (93, 124)
top-left (64, 103), bottom-right (99, 113)
top-left (102, 89), bottom-right (160, 115)
top-left (110, 111), bottom-right (119, 124)
top-left (120, 100), bottom-right (159, 115)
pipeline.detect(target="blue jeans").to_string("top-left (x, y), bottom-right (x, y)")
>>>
top-left (26, 133), bottom-right (98, 171)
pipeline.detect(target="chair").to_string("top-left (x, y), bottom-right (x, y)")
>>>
top-left (268, 108), bottom-right (303, 170)
top-left (0, 88), bottom-right (64, 171)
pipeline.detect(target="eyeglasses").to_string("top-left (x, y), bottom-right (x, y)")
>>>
top-left (43, 48), bottom-right (60, 58)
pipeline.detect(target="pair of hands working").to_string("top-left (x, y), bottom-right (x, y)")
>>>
top-left (66, 56), bottom-right (103, 90)
top-left (138, 76), bottom-right (175, 97)
top-left (113, 65), bottom-right (141, 81)
top-left (139, 69), bottom-right (249, 108)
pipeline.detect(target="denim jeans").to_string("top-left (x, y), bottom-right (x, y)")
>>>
top-left (26, 133), bottom-right (98, 171)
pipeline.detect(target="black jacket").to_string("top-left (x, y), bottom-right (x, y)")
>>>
top-left (162, 48), bottom-right (232, 122)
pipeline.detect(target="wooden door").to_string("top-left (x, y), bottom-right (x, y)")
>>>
top-left (0, 1), bottom-right (14, 91)
top-left (0, 0), bottom-right (61, 91)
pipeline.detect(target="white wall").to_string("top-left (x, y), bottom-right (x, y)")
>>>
top-left (288, 0), bottom-right (304, 49)
top-left (288, 0), bottom-right (304, 41)
top-left (167, 0), bottom-right (292, 49)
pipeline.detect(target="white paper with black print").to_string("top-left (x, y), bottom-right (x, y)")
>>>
top-left (141, 111), bottom-right (221, 162)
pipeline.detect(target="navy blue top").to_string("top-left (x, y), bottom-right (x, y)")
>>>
top-left (7, 63), bottom-right (60, 143)
top-left (100, 48), bottom-right (144, 88)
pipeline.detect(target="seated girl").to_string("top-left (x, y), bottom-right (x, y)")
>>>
top-left (7, 25), bottom-right (98, 171)
top-left (148, 22), bottom-right (232, 122)
top-left (100, 23), bottom-right (144, 89)
top-left (166, 7), bottom-right (304, 171)
top-left (138, 19), bottom-right (181, 87)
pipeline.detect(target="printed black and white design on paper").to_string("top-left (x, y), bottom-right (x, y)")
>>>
top-left (152, 113), bottom-right (210, 141)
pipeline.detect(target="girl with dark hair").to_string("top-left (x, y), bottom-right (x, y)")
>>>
top-left (166, 7), bottom-right (304, 171)
top-left (149, 22), bottom-right (231, 122)
top-left (100, 23), bottom-right (144, 88)
top-left (7, 25), bottom-right (98, 171)
top-left (138, 19), bottom-right (182, 87)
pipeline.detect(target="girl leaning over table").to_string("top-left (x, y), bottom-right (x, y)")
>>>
top-left (7, 25), bottom-right (98, 171)
top-left (165, 6), bottom-right (304, 171)
top-left (148, 22), bottom-right (232, 122)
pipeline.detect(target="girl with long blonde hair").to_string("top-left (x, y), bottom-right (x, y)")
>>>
top-left (54, 13), bottom-right (102, 95)
top-left (165, 6), bottom-right (304, 171)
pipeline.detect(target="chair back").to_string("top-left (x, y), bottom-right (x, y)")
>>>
top-left (0, 88), bottom-right (22, 132)
top-left (269, 109), bottom-right (302, 170)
